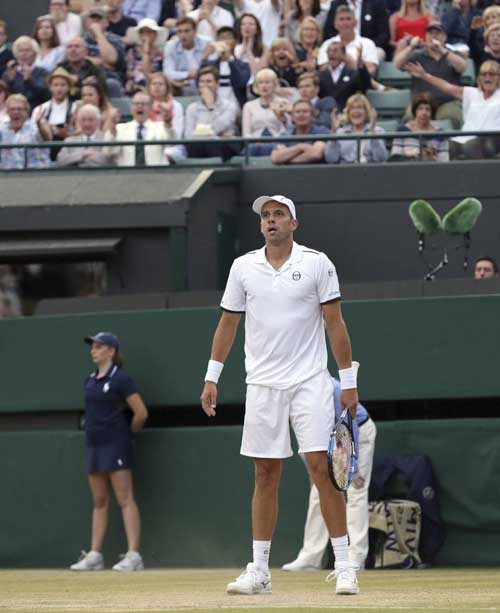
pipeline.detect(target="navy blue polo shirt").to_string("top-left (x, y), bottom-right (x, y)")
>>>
top-left (84, 365), bottom-right (137, 444)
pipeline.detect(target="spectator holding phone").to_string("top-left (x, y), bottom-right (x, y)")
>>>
top-left (242, 68), bottom-right (290, 155)
top-left (32, 67), bottom-right (74, 160)
top-left (70, 332), bottom-right (148, 572)
top-left (394, 21), bottom-right (466, 128)
top-left (201, 27), bottom-right (251, 107)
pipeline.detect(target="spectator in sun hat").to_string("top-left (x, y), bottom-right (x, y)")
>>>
top-left (124, 17), bottom-right (167, 94)
top-left (70, 331), bottom-right (148, 573)
top-left (31, 66), bottom-right (75, 160)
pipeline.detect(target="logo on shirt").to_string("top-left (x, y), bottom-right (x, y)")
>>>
top-left (328, 269), bottom-right (334, 277)
top-left (292, 271), bottom-right (301, 281)
top-left (103, 382), bottom-right (110, 393)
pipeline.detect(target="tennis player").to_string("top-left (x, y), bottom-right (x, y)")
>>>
top-left (70, 332), bottom-right (148, 572)
top-left (200, 195), bottom-right (360, 595)
top-left (282, 377), bottom-right (377, 572)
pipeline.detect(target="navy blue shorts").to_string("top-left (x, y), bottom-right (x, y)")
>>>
top-left (86, 436), bottom-right (135, 474)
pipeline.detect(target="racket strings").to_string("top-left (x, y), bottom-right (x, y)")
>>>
top-left (332, 424), bottom-right (353, 490)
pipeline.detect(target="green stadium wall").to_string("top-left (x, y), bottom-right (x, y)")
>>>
top-left (2, 421), bottom-right (500, 568)
top-left (0, 294), bottom-right (499, 413)
top-left (1, 296), bottom-right (500, 567)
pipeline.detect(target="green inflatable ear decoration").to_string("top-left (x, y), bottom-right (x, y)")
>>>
top-left (409, 199), bottom-right (443, 235)
top-left (442, 198), bottom-right (482, 234)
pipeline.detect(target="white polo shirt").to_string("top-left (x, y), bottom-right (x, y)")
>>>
top-left (221, 242), bottom-right (341, 389)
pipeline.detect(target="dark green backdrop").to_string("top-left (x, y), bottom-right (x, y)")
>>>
top-left (2, 420), bottom-right (500, 568)
top-left (1, 294), bottom-right (500, 413)
top-left (1, 295), bottom-right (500, 566)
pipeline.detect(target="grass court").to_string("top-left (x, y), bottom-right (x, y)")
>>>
top-left (1, 567), bottom-right (499, 613)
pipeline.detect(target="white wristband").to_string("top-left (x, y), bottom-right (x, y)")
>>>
top-left (339, 366), bottom-right (357, 390)
top-left (205, 359), bottom-right (224, 384)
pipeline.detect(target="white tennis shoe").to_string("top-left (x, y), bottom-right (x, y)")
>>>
top-left (326, 565), bottom-right (359, 595)
top-left (112, 551), bottom-right (144, 571)
top-left (70, 550), bottom-right (104, 571)
top-left (227, 563), bottom-right (272, 594)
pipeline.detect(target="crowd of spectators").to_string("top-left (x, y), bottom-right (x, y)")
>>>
top-left (0, 0), bottom-right (499, 169)
top-left (0, 1), bottom-right (498, 315)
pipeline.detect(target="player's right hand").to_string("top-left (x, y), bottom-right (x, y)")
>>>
top-left (200, 382), bottom-right (217, 417)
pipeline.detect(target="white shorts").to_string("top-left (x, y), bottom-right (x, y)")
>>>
top-left (240, 370), bottom-right (334, 459)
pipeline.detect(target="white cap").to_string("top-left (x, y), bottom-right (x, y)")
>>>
top-left (252, 195), bottom-right (297, 220)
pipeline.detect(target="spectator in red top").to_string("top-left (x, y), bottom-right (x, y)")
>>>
top-left (390, 0), bottom-right (436, 52)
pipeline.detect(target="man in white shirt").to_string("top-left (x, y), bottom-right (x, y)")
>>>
top-left (188, 0), bottom-right (235, 42)
top-left (200, 195), bottom-right (361, 597)
top-left (49, 0), bottom-right (83, 46)
top-left (107, 91), bottom-right (174, 165)
top-left (234, 0), bottom-right (282, 48)
top-left (318, 5), bottom-right (379, 76)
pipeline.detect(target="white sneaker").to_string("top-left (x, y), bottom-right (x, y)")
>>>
top-left (70, 550), bottom-right (104, 571)
top-left (326, 565), bottom-right (359, 595)
top-left (227, 563), bottom-right (272, 595)
top-left (282, 558), bottom-right (321, 572)
top-left (112, 551), bottom-right (144, 571)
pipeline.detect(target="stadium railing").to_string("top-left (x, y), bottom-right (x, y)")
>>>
top-left (1, 128), bottom-right (499, 168)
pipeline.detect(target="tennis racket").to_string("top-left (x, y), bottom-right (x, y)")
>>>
top-left (327, 361), bottom-right (359, 492)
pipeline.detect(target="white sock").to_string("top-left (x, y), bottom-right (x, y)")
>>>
top-left (331, 535), bottom-right (349, 567)
top-left (253, 540), bottom-right (271, 572)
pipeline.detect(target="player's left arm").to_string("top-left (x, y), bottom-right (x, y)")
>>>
top-left (322, 300), bottom-right (359, 416)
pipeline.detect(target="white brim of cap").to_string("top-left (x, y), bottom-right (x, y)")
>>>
top-left (252, 195), bottom-right (296, 219)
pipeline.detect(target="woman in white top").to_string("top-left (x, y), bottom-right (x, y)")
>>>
top-left (33, 15), bottom-right (65, 74)
top-left (242, 67), bottom-right (291, 155)
top-left (234, 13), bottom-right (267, 78)
top-left (406, 59), bottom-right (500, 158)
